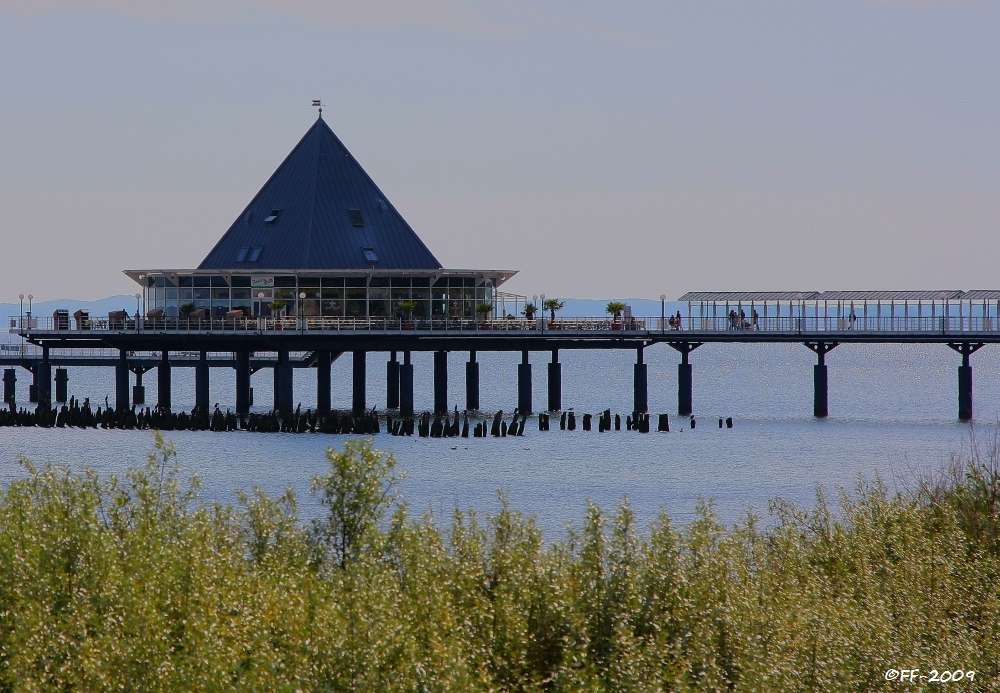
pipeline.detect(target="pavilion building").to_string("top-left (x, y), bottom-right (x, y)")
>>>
top-left (125, 113), bottom-right (517, 321)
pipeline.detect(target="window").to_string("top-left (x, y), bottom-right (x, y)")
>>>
top-left (236, 247), bottom-right (249, 262)
top-left (264, 209), bottom-right (281, 223)
top-left (248, 247), bottom-right (263, 262)
top-left (362, 248), bottom-right (379, 264)
top-left (348, 209), bottom-right (365, 227)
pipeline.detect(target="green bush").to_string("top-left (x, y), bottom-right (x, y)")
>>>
top-left (0, 433), bottom-right (997, 690)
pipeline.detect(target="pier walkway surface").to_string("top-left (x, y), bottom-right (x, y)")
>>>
top-left (6, 289), bottom-right (1000, 422)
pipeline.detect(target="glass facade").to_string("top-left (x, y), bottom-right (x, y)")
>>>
top-left (145, 273), bottom-right (495, 319)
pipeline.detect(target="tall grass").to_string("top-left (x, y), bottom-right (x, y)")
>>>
top-left (0, 434), bottom-right (998, 691)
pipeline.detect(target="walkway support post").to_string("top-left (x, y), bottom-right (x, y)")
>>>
top-left (157, 351), bottom-right (171, 411)
top-left (518, 350), bottom-right (532, 414)
top-left (434, 350), bottom-right (448, 415)
top-left (466, 351), bottom-right (479, 411)
top-left (386, 351), bottom-right (399, 410)
top-left (316, 351), bottom-right (331, 414)
top-left (54, 367), bottom-right (68, 404)
top-left (132, 369), bottom-right (145, 406)
top-left (2, 368), bottom-right (15, 405)
top-left (273, 350), bottom-right (293, 414)
top-left (948, 342), bottom-right (984, 421)
top-left (37, 346), bottom-right (51, 409)
top-left (548, 349), bottom-right (561, 411)
top-left (196, 350), bottom-right (211, 413)
top-left (804, 341), bottom-right (838, 418)
top-left (669, 342), bottom-right (703, 416)
top-left (236, 351), bottom-right (251, 415)
top-left (353, 350), bottom-right (367, 416)
top-left (634, 346), bottom-right (648, 413)
top-left (400, 351), bottom-right (414, 416)
top-left (114, 350), bottom-right (129, 411)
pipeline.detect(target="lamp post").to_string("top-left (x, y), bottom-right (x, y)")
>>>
top-left (540, 293), bottom-right (546, 332)
top-left (940, 291), bottom-right (948, 333)
top-left (26, 294), bottom-right (33, 330)
top-left (299, 292), bottom-right (306, 331)
top-left (135, 293), bottom-right (141, 332)
top-left (660, 294), bottom-right (666, 332)
top-left (18, 294), bottom-right (23, 330)
top-left (796, 292), bottom-right (803, 333)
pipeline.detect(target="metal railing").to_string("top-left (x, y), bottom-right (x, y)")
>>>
top-left (7, 314), bottom-right (1000, 336)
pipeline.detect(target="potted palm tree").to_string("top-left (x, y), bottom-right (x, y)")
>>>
top-left (606, 301), bottom-right (627, 330)
top-left (543, 298), bottom-right (565, 329)
top-left (269, 299), bottom-right (287, 329)
top-left (398, 300), bottom-right (418, 328)
top-left (522, 302), bottom-right (537, 320)
top-left (476, 302), bottom-right (493, 328)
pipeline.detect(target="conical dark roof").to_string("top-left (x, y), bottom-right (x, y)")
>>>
top-left (199, 116), bottom-right (442, 270)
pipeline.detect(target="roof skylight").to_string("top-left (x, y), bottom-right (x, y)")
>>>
top-left (348, 209), bottom-right (365, 227)
top-left (248, 247), bottom-right (263, 262)
top-left (362, 248), bottom-right (379, 264)
top-left (235, 247), bottom-right (249, 262)
top-left (264, 209), bottom-right (281, 224)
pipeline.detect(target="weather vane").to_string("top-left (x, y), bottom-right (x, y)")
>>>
top-left (312, 99), bottom-right (324, 116)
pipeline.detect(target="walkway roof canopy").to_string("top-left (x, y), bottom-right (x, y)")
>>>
top-left (815, 290), bottom-right (964, 301)
top-left (959, 290), bottom-right (1000, 301)
top-left (678, 290), bottom-right (970, 302)
top-left (677, 291), bottom-right (820, 302)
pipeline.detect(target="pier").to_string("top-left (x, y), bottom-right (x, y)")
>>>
top-left (6, 114), bottom-right (994, 423)
top-left (6, 287), bottom-right (1000, 422)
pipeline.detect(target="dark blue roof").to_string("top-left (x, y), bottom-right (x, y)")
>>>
top-left (199, 116), bottom-right (442, 271)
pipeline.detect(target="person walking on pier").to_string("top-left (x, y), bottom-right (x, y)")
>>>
top-left (849, 309), bottom-right (857, 330)
top-left (752, 309), bottom-right (759, 330)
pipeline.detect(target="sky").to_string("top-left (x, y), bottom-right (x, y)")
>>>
top-left (0, 0), bottom-right (997, 302)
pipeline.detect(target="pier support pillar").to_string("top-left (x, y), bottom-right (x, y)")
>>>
top-left (547, 350), bottom-right (561, 412)
top-left (352, 350), bottom-right (366, 416)
top-left (518, 350), bottom-right (532, 414)
top-left (634, 348), bottom-right (648, 414)
top-left (236, 351), bottom-right (251, 415)
top-left (196, 350), bottom-right (211, 413)
top-left (316, 351), bottom-right (331, 415)
top-left (3, 368), bottom-right (15, 404)
top-left (804, 342), bottom-right (838, 418)
top-left (949, 342), bottom-right (984, 421)
top-left (273, 350), bottom-right (293, 414)
top-left (466, 351), bottom-right (479, 411)
top-left (434, 350), bottom-right (448, 415)
top-left (115, 350), bottom-right (129, 411)
top-left (400, 351), bottom-right (414, 416)
top-left (386, 351), bottom-right (400, 410)
top-left (54, 367), bottom-right (68, 404)
top-left (669, 342), bottom-right (703, 416)
top-left (157, 351), bottom-right (171, 411)
top-left (36, 347), bottom-right (51, 409)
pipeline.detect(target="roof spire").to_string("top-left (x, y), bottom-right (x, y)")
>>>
top-left (312, 99), bottom-right (324, 118)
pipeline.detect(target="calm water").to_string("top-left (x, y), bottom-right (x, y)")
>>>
top-left (1, 343), bottom-right (995, 537)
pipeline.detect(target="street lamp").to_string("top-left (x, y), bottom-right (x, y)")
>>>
top-left (539, 294), bottom-right (546, 331)
top-left (18, 294), bottom-right (24, 329)
top-left (299, 292), bottom-right (306, 330)
top-left (135, 293), bottom-right (141, 332)
top-left (26, 294), bottom-right (33, 329)
top-left (660, 294), bottom-right (666, 332)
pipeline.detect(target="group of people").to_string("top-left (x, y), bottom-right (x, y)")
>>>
top-left (667, 311), bottom-right (683, 330)
top-left (727, 308), bottom-right (760, 330)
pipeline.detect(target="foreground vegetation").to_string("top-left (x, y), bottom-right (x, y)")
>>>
top-left (1, 435), bottom-right (999, 691)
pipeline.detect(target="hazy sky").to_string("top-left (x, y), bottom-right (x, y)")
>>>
top-left (1, 0), bottom-right (997, 301)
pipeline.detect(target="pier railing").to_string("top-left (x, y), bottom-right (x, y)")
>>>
top-left (7, 314), bottom-right (1000, 335)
